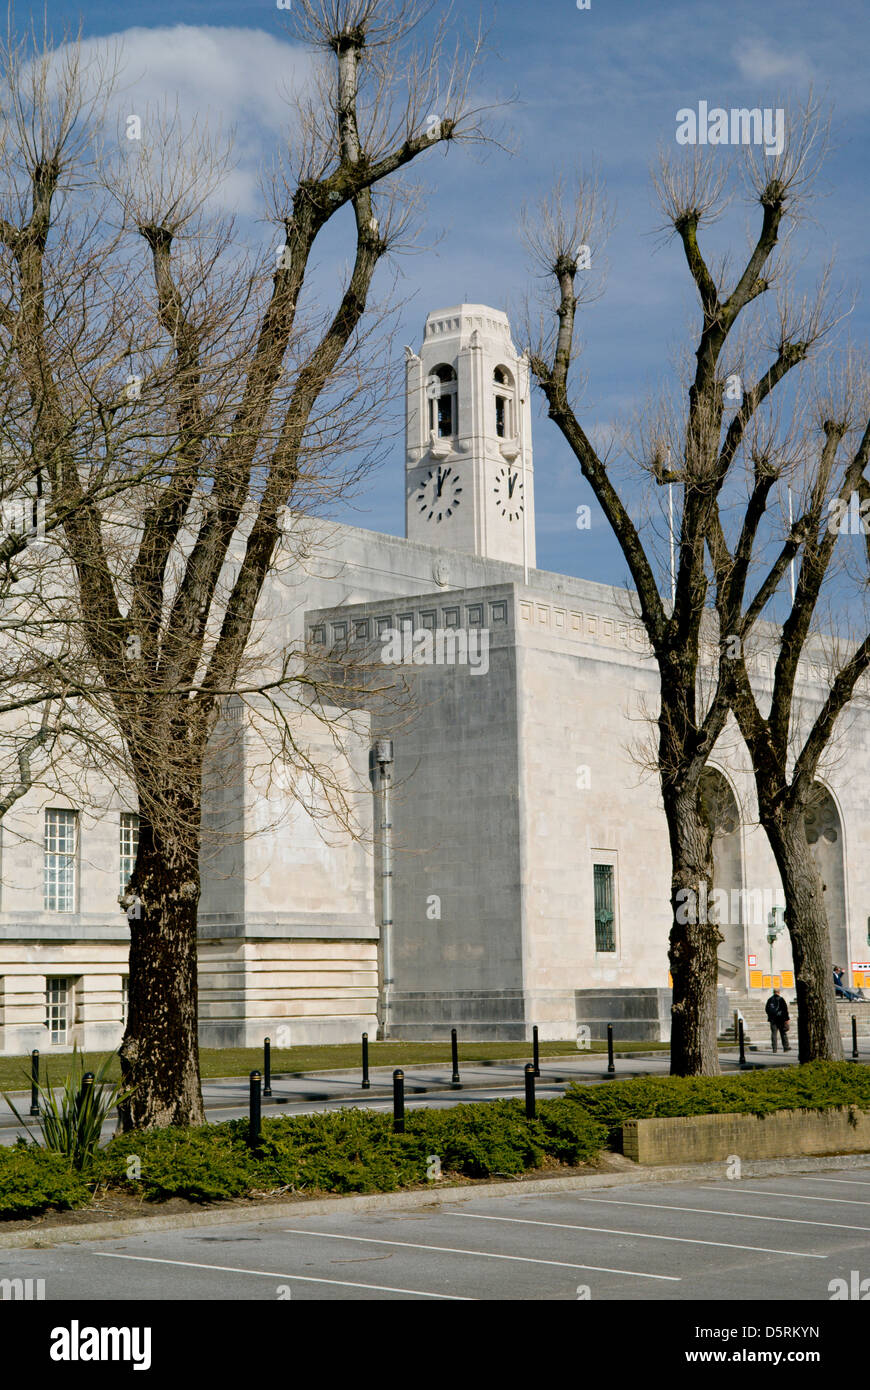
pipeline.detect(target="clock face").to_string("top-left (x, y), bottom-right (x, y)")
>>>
top-left (494, 465), bottom-right (524, 521)
top-left (415, 465), bottom-right (462, 522)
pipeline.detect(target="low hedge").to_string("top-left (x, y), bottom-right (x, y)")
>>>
top-left (562, 1060), bottom-right (870, 1146)
top-left (5, 1062), bottom-right (868, 1220)
top-left (0, 1142), bottom-right (93, 1218)
top-left (0, 1096), bottom-right (607, 1216)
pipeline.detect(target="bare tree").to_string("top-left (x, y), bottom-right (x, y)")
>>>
top-left (0, 2), bottom-right (490, 1127)
top-left (708, 359), bottom-right (870, 1061)
top-left (523, 100), bottom-right (835, 1075)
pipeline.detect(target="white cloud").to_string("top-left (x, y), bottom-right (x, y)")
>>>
top-left (75, 25), bottom-right (315, 216)
top-left (733, 39), bottom-right (813, 86)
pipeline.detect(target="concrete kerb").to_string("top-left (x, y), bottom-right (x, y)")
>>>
top-left (2, 1149), bottom-right (869, 1250)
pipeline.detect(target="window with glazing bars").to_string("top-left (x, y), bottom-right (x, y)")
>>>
top-left (120, 812), bottom-right (139, 897)
top-left (44, 809), bottom-right (77, 912)
top-left (593, 863), bottom-right (616, 952)
top-left (45, 977), bottom-right (71, 1044)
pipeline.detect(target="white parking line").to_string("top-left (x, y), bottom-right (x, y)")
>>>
top-left (280, 1228), bottom-right (679, 1281)
top-left (699, 1186), bottom-right (870, 1207)
top-left (453, 1211), bottom-right (825, 1258)
top-left (768, 1175), bottom-right (870, 1188)
top-left (560, 1195), bottom-right (867, 1233)
top-left (91, 1251), bottom-right (471, 1299)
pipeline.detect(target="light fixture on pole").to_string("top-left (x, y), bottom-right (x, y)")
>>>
top-left (766, 905), bottom-right (785, 981)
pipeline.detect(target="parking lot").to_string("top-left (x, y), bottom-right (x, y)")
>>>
top-left (5, 1165), bottom-right (870, 1300)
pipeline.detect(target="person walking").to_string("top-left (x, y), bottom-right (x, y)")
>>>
top-left (765, 987), bottom-right (791, 1052)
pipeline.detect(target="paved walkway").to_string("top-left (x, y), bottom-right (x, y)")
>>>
top-left (4, 1046), bottom-right (862, 1144)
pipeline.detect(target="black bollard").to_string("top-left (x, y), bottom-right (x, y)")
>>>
top-left (263, 1037), bottom-right (272, 1097)
top-left (79, 1071), bottom-right (95, 1108)
top-left (29, 1049), bottom-right (39, 1117)
top-left (533, 1025), bottom-right (540, 1078)
top-left (738, 1017), bottom-right (747, 1067)
top-left (362, 1032), bottom-right (370, 1089)
top-left (249, 1070), bottom-right (262, 1147)
top-left (392, 1068), bottom-right (405, 1133)
top-left (524, 1062), bottom-right (536, 1119)
top-left (853, 1015), bottom-right (860, 1061)
top-left (606, 1024), bottom-right (615, 1074)
top-left (451, 1027), bottom-right (460, 1087)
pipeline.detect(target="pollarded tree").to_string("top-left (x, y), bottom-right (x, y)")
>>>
top-left (708, 364), bottom-right (870, 1061)
top-left (523, 104), bottom-right (835, 1075)
top-left (0, 2), bottom-right (490, 1127)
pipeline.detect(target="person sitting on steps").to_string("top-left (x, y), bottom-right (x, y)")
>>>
top-left (834, 965), bottom-right (864, 1003)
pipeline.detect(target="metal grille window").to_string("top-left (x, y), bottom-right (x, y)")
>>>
top-left (45, 977), bottom-right (71, 1045)
top-left (593, 863), bottom-right (616, 953)
top-left (121, 975), bottom-right (129, 1028)
top-left (44, 810), bottom-right (77, 912)
top-left (120, 812), bottom-right (139, 897)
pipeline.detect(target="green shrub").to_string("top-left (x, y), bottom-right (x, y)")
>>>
top-left (562, 1060), bottom-right (870, 1146)
top-left (0, 1142), bottom-right (92, 1217)
top-left (248, 1098), bottom-right (606, 1192)
top-left (251, 1109), bottom-right (421, 1193)
top-left (3, 1084), bottom-right (605, 1217)
top-left (99, 1126), bottom-right (256, 1202)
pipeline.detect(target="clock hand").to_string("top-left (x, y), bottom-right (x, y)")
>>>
top-left (507, 473), bottom-right (516, 498)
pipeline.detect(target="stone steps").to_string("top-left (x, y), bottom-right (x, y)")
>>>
top-left (722, 993), bottom-right (870, 1040)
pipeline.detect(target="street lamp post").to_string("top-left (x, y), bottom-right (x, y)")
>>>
top-left (767, 906), bottom-right (786, 982)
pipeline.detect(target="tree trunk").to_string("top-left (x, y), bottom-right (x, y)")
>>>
top-left (765, 814), bottom-right (844, 1063)
top-left (665, 784), bottom-right (723, 1075)
top-left (118, 813), bottom-right (205, 1129)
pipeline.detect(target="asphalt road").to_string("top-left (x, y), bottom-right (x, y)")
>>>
top-left (5, 1166), bottom-right (870, 1301)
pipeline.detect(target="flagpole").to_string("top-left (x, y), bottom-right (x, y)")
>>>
top-left (788, 487), bottom-right (796, 604)
top-left (668, 452), bottom-right (675, 608)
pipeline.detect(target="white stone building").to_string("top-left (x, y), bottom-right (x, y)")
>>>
top-left (1, 303), bottom-right (869, 1055)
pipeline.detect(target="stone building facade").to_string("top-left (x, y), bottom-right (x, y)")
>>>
top-left (1, 303), bottom-right (868, 1054)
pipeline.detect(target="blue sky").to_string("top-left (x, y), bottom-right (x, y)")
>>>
top-left (42, 0), bottom-right (870, 593)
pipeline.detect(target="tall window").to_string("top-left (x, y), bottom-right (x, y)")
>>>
top-left (44, 809), bottom-right (77, 912)
top-left (120, 812), bottom-right (140, 897)
top-left (494, 365), bottom-right (514, 439)
top-left (427, 364), bottom-right (457, 438)
top-left (45, 977), bottom-right (71, 1044)
top-left (121, 975), bottom-right (129, 1028)
top-left (593, 863), bottom-right (616, 953)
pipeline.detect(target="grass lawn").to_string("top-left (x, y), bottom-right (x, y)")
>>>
top-left (0, 1037), bottom-right (689, 1092)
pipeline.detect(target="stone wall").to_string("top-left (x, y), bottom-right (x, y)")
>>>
top-left (622, 1106), bottom-right (870, 1164)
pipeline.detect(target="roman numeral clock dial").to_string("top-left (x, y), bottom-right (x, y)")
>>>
top-left (494, 465), bottom-right (524, 521)
top-left (416, 465), bottom-right (462, 522)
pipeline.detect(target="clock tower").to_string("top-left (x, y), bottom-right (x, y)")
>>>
top-left (404, 304), bottom-right (536, 568)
